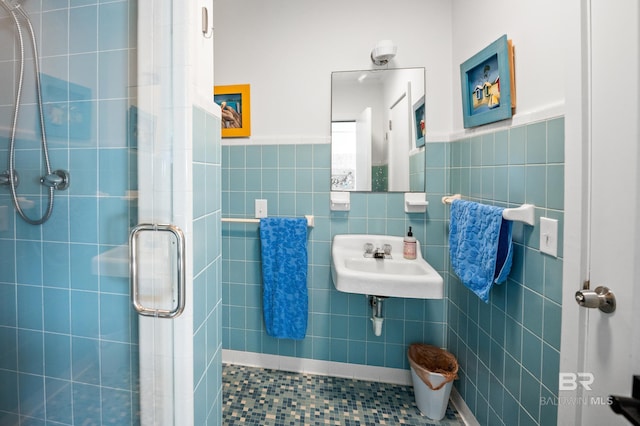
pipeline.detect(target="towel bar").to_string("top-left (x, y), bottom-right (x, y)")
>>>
top-left (441, 194), bottom-right (535, 226)
top-left (221, 215), bottom-right (315, 227)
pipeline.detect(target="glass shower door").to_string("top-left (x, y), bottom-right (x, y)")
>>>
top-left (0, 0), bottom-right (195, 425)
top-left (0, 0), bottom-right (144, 424)
top-left (134, 0), bottom-right (194, 425)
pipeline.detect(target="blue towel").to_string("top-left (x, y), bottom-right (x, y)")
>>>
top-left (259, 217), bottom-right (308, 340)
top-left (449, 199), bottom-right (513, 303)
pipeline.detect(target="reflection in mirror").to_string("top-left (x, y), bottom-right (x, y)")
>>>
top-left (331, 67), bottom-right (425, 192)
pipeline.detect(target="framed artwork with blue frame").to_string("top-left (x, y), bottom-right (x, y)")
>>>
top-left (460, 35), bottom-right (515, 128)
top-left (413, 95), bottom-right (425, 148)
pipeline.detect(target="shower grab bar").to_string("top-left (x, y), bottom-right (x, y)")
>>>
top-left (221, 214), bottom-right (315, 227)
top-left (129, 223), bottom-right (186, 319)
top-left (441, 194), bottom-right (535, 226)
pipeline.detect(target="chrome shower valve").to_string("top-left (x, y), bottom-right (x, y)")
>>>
top-left (0, 170), bottom-right (19, 187)
top-left (41, 170), bottom-right (70, 190)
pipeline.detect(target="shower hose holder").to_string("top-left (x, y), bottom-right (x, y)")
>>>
top-left (41, 170), bottom-right (70, 190)
top-left (0, 170), bottom-right (19, 187)
top-left (2, 169), bottom-right (70, 191)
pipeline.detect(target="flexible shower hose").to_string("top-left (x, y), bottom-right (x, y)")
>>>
top-left (4, 4), bottom-right (57, 225)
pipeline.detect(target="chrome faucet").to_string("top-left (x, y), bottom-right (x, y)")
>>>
top-left (373, 248), bottom-right (386, 259)
top-left (364, 243), bottom-right (392, 259)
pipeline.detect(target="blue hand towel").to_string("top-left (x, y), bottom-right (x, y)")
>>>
top-left (259, 217), bottom-right (308, 340)
top-left (449, 199), bottom-right (513, 303)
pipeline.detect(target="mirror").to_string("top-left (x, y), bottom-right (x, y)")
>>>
top-left (331, 67), bottom-right (425, 192)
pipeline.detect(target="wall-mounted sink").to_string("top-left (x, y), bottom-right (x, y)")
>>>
top-left (331, 234), bottom-right (444, 299)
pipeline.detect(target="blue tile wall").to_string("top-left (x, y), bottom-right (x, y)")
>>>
top-left (447, 118), bottom-right (564, 426)
top-left (192, 107), bottom-right (223, 425)
top-left (221, 118), bottom-right (563, 426)
top-left (0, 1), bottom-right (140, 425)
top-left (221, 143), bottom-right (448, 370)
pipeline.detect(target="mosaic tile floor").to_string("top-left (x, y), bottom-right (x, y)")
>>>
top-left (222, 363), bottom-right (466, 425)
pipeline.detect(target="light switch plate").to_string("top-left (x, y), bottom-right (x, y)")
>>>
top-left (540, 217), bottom-right (558, 257)
top-left (255, 199), bottom-right (267, 218)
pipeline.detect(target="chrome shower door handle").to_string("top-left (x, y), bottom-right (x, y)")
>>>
top-left (130, 223), bottom-right (186, 318)
top-left (575, 285), bottom-right (616, 313)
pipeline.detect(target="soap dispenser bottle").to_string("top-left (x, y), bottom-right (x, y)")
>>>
top-left (403, 227), bottom-right (417, 260)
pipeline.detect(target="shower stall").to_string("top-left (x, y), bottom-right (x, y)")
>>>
top-left (0, 1), bottom-right (221, 425)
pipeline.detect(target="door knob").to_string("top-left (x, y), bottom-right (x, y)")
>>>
top-left (575, 286), bottom-right (616, 313)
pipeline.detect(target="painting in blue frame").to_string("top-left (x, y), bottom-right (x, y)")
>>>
top-left (413, 95), bottom-right (425, 148)
top-left (460, 34), bottom-right (512, 128)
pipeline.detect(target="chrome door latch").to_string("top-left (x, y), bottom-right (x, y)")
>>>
top-left (575, 282), bottom-right (616, 313)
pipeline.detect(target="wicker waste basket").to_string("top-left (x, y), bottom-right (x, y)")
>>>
top-left (407, 343), bottom-right (458, 420)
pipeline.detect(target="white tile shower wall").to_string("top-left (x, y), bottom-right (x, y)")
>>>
top-left (447, 118), bottom-right (564, 426)
top-left (221, 143), bottom-right (448, 372)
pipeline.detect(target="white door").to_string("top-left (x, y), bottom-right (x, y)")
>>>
top-left (388, 84), bottom-right (411, 191)
top-left (560, 0), bottom-right (640, 424)
top-left (355, 107), bottom-right (373, 191)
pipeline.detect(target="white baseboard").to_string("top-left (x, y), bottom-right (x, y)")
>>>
top-left (222, 349), bottom-right (412, 385)
top-left (449, 387), bottom-right (480, 426)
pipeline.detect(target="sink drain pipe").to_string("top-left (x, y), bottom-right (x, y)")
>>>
top-left (369, 295), bottom-right (386, 336)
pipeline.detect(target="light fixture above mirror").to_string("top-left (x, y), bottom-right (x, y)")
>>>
top-left (330, 67), bottom-right (426, 193)
top-left (371, 40), bottom-right (397, 66)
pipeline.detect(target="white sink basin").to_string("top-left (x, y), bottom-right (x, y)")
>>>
top-left (330, 234), bottom-right (444, 299)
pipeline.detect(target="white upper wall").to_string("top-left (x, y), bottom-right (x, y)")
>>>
top-left (451, 0), bottom-right (571, 133)
top-left (213, 0), bottom-right (453, 142)
top-left (213, 0), bottom-right (573, 141)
